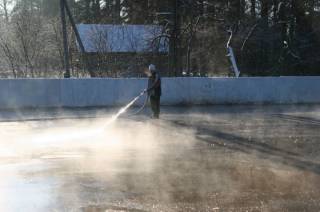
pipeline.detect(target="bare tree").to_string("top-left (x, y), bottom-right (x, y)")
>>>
top-left (12, 8), bottom-right (43, 77)
top-left (0, 0), bottom-right (12, 23)
top-left (0, 25), bottom-right (19, 77)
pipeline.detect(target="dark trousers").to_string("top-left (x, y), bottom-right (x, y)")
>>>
top-left (150, 96), bottom-right (160, 118)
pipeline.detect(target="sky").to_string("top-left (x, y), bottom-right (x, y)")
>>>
top-left (0, 0), bottom-right (15, 13)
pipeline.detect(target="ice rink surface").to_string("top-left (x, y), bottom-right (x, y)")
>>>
top-left (0, 105), bottom-right (320, 211)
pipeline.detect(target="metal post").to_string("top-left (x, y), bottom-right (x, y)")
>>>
top-left (168, 1), bottom-right (178, 76)
top-left (172, 0), bottom-right (180, 76)
top-left (63, 0), bottom-right (96, 77)
top-left (64, 0), bottom-right (85, 53)
top-left (60, 0), bottom-right (70, 78)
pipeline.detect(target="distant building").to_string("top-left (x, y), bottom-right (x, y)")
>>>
top-left (76, 24), bottom-right (169, 77)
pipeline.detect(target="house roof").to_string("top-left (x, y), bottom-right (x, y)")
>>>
top-left (76, 24), bottom-right (169, 53)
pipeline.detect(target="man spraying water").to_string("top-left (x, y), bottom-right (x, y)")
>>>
top-left (144, 64), bottom-right (162, 119)
top-left (107, 64), bottom-right (161, 124)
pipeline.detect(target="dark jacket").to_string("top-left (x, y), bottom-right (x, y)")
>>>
top-left (147, 72), bottom-right (162, 97)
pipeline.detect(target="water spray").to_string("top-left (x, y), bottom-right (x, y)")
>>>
top-left (29, 91), bottom-right (148, 144)
top-left (103, 91), bottom-right (147, 127)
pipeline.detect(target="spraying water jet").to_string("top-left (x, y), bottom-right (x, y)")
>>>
top-left (103, 91), bottom-right (147, 128)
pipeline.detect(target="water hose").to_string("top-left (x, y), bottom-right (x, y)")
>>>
top-left (105, 91), bottom-right (147, 125)
top-left (127, 92), bottom-right (149, 116)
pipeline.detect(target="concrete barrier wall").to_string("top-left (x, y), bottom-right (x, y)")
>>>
top-left (0, 77), bottom-right (319, 109)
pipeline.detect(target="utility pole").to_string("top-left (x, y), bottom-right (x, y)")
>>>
top-left (171, 0), bottom-right (180, 76)
top-left (60, 0), bottom-right (70, 78)
top-left (64, 0), bottom-right (96, 77)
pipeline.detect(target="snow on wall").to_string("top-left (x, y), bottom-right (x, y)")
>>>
top-left (0, 77), bottom-right (319, 109)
